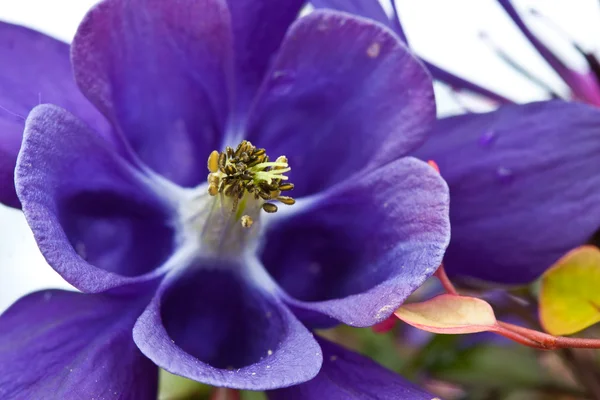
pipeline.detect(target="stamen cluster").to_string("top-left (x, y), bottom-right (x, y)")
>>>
top-left (206, 140), bottom-right (295, 219)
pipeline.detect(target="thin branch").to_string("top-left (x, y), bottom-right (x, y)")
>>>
top-left (497, 321), bottom-right (600, 350)
top-left (434, 264), bottom-right (459, 295)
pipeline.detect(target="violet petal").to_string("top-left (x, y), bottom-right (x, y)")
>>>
top-left (310, 0), bottom-right (397, 39)
top-left (0, 22), bottom-right (110, 208)
top-left (247, 10), bottom-right (434, 198)
top-left (0, 290), bottom-right (157, 399)
top-left (414, 100), bottom-right (600, 284)
top-left (261, 157), bottom-right (449, 327)
top-left (71, 0), bottom-right (234, 187)
top-left (227, 0), bottom-right (304, 116)
top-left (268, 338), bottom-right (434, 400)
top-left (16, 104), bottom-right (175, 293)
top-left (133, 262), bottom-right (322, 390)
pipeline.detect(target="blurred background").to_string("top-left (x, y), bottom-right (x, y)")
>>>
top-left (2, 1), bottom-right (600, 399)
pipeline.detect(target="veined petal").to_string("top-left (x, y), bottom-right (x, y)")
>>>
top-left (414, 100), bottom-right (600, 284)
top-left (308, 2), bottom-right (512, 104)
top-left (261, 157), bottom-right (449, 327)
top-left (247, 10), bottom-right (435, 198)
top-left (0, 290), bottom-right (157, 399)
top-left (133, 261), bottom-right (322, 390)
top-left (268, 338), bottom-right (435, 400)
top-left (226, 0), bottom-right (304, 117)
top-left (0, 22), bottom-right (110, 208)
top-left (16, 105), bottom-right (176, 293)
top-left (310, 0), bottom-right (398, 39)
top-left (72, 0), bottom-right (234, 187)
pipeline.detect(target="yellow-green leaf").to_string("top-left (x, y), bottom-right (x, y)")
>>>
top-left (159, 369), bottom-right (210, 400)
top-left (395, 294), bottom-right (498, 334)
top-left (539, 245), bottom-right (600, 335)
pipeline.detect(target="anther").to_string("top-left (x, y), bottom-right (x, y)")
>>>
top-left (208, 150), bottom-right (219, 173)
top-left (241, 215), bottom-right (253, 228)
top-left (276, 196), bottom-right (295, 205)
top-left (206, 141), bottom-right (296, 216)
top-left (262, 203), bottom-right (278, 213)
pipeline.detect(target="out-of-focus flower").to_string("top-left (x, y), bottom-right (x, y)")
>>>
top-left (495, 0), bottom-right (600, 106)
top-left (313, 0), bottom-right (600, 285)
top-left (0, 0), bottom-right (450, 398)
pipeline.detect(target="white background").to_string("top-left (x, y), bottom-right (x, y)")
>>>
top-left (1, 0), bottom-right (599, 311)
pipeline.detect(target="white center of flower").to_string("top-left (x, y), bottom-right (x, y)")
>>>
top-left (179, 140), bottom-right (295, 258)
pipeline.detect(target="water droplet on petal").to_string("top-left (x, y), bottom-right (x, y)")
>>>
top-left (479, 130), bottom-right (497, 147)
top-left (496, 166), bottom-right (514, 182)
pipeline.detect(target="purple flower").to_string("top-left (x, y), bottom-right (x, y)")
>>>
top-left (495, 0), bottom-right (600, 106)
top-left (0, 0), bottom-right (449, 398)
top-left (313, 0), bottom-right (600, 285)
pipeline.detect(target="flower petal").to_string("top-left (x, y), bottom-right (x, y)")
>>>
top-left (72, 0), bottom-right (234, 187)
top-left (261, 157), bottom-right (449, 327)
top-left (0, 22), bottom-right (109, 209)
top-left (414, 100), bottom-right (600, 284)
top-left (16, 104), bottom-right (176, 293)
top-left (226, 0), bottom-right (304, 116)
top-left (247, 10), bottom-right (434, 198)
top-left (133, 262), bottom-right (322, 390)
top-left (309, 0), bottom-right (394, 38)
top-left (0, 290), bottom-right (157, 399)
top-left (268, 338), bottom-right (435, 400)
top-left (308, 2), bottom-right (512, 104)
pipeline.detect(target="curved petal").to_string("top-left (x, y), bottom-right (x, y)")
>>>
top-left (268, 338), bottom-right (434, 400)
top-left (0, 290), bottom-right (157, 399)
top-left (247, 10), bottom-right (435, 198)
top-left (72, 0), bottom-right (234, 187)
top-left (414, 100), bottom-right (600, 284)
top-left (133, 262), bottom-right (322, 390)
top-left (227, 0), bottom-right (304, 117)
top-left (260, 157), bottom-right (450, 327)
top-left (0, 21), bottom-right (110, 209)
top-left (16, 104), bottom-right (176, 293)
top-left (311, 0), bottom-right (410, 45)
top-left (309, 0), bottom-right (396, 38)
top-left (308, 2), bottom-right (512, 104)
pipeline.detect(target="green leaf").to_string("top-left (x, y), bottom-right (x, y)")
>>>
top-left (158, 369), bottom-right (211, 400)
top-left (539, 245), bottom-right (600, 335)
top-left (240, 391), bottom-right (267, 400)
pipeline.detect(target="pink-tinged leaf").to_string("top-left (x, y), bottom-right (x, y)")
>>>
top-left (395, 294), bottom-right (498, 334)
top-left (539, 246), bottom-right (600, 336)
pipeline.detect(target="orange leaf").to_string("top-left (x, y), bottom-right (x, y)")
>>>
top-left (395, 294), bottom-right (498, 334)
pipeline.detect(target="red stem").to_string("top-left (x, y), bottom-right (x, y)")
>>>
top-left (497, 321), bottom-right (600, 350)
top-left (435, 264), bottom-right (459, 295)
top-left (493, 324), bottom-right (548, 348)
top-left (430, 263), bottom-right (600, 350)
top-left (210, 388), bottom-right (241, 400)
